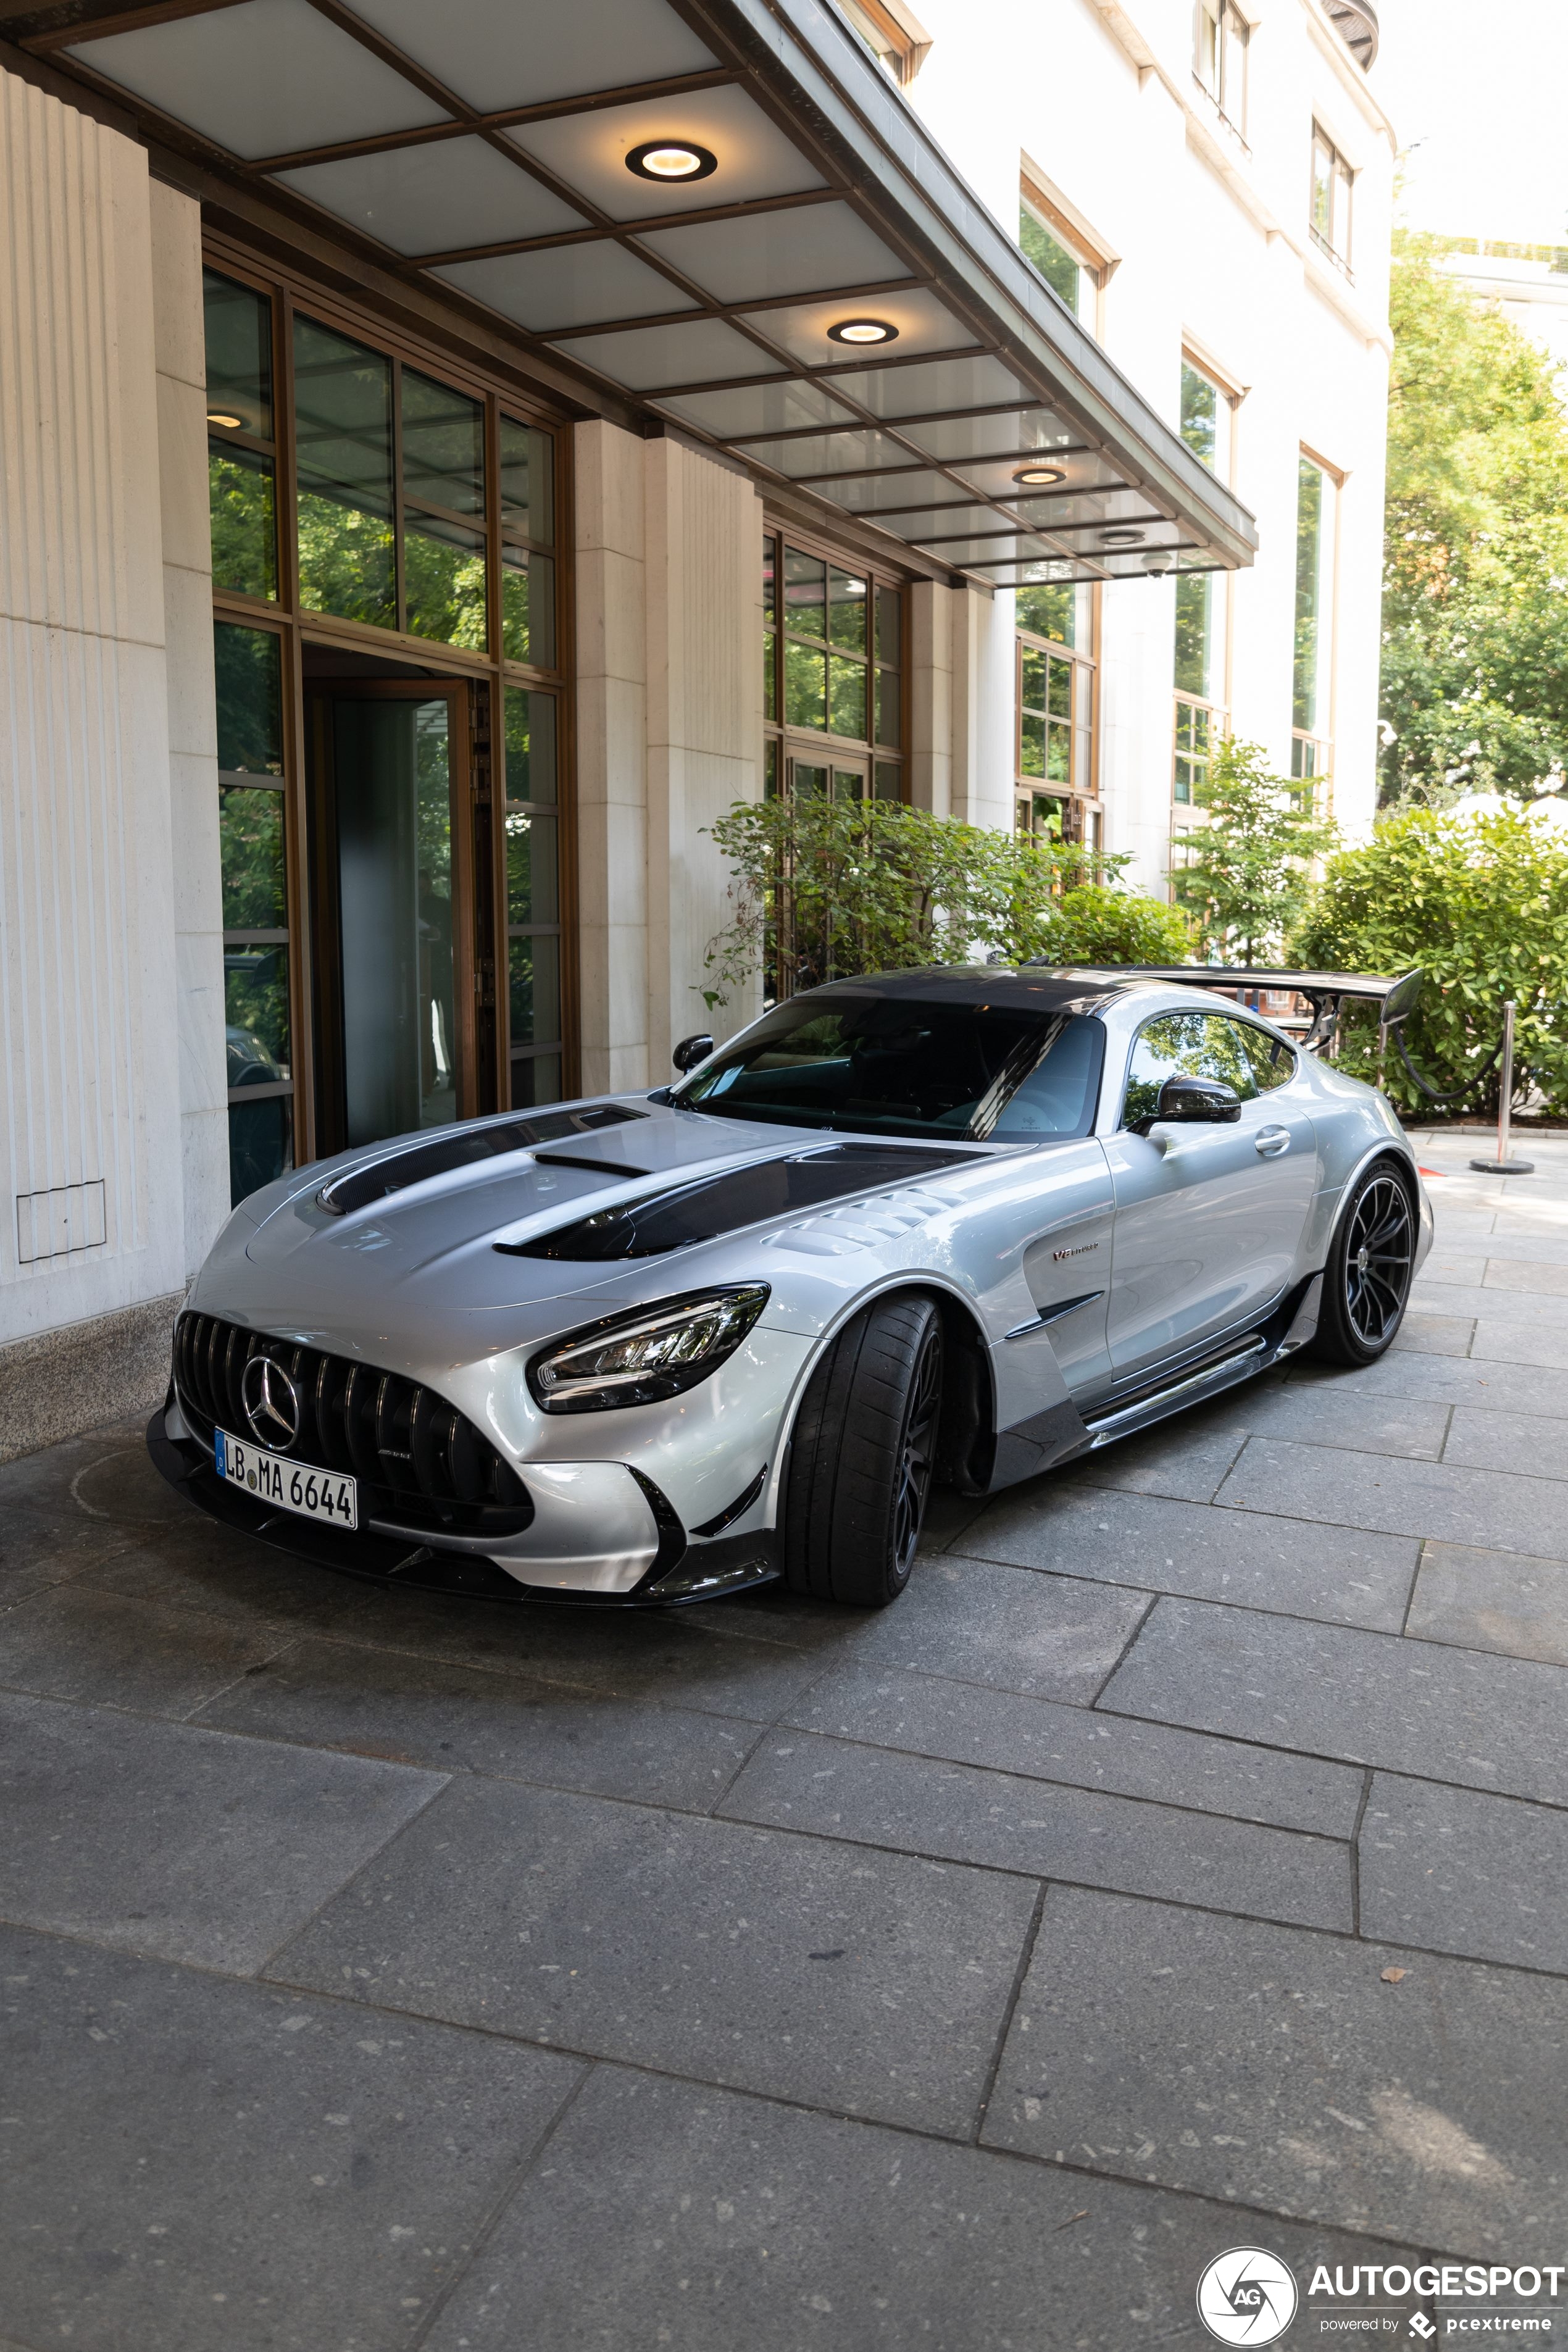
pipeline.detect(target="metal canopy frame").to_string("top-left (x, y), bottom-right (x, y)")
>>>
top-left (13, 0), bottom-right (1258, 590)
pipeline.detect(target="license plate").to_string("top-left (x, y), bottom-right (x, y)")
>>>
top-left (215, 1430), bottom-right (358, 1530)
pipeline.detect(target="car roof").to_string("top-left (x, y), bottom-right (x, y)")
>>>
top-left (790, 966), bottom-right (1179, 1014)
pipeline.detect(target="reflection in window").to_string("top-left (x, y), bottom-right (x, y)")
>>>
top-left (403, 368), bottom-right (486, 648)
top-left (1294, 455), bottom-right (1333, 740)
top-left (1019, 193), bottom-right (1084, 316)
top-left (1015, 581), bottom-right (1096, 845)
top-left (764, 533), bottom-right (902, 798)
top-left (215, 620), bottom-right (291, 1203)
top-left (504, 687), bottom-right (563, 1108)
top-left (1310, 125), bottom-right (1354, 272)
top-left (204, 270), bottom-right (276, 601)
top-left (500, 416), bottom-right (555, 665)
top-left (1122, 1011), bottom-right (1265, 1127)
top-left (294, 316), bottom-right (395, 628)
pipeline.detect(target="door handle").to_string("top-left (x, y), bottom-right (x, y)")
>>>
top-left (1254, 1126), bottom-right (1291, 1157)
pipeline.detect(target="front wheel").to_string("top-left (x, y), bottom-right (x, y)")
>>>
top-left (1310, 1161), bottom-right (1416, 1366)
top-left (783, 1295), bottom-right (945, 1608)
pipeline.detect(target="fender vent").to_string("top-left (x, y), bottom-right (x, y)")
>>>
top-left (173, 1311), bottom-right (533, 1537)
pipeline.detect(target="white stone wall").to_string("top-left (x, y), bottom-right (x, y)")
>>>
top-left (0, 66), bottom-right (206, 1348)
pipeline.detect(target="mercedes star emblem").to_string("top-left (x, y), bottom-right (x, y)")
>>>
top-left (241, 1354), bottom-right (301, 1449)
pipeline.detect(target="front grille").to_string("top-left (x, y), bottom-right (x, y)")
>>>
top-left (173, 1312), bottom-right (533, 1538)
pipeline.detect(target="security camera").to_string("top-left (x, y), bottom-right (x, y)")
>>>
top-left (1141, 550), bottom-right (1174, 575)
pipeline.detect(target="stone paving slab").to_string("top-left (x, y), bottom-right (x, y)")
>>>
top-left (1099, 1596), bottom-right (1568, 1804)
top-left (780, 1659), bottom-right (1366, 1836)
top-left (0, 1582), bottom-right (293, 1717)
top-left (1390, 1313), bottom-right (1474, 1356)
top-left (1442, 1403), bottom-right (1568, 1481)
top-left (421, 2064), bottom-right (1424, 2352)
top-left (267, 1775), bottom-right (1038, 2137)
top-left (0, 1692), bottom-right (444, 1972)
top-left (1066, 1420), bottom-right (1247, 1503)
top-left (0, 1500), bottom-right (132, 1603)
top-left (1406, 1540), bottom-right (1568, 1666)
top-left (958, 1484), bottom-right (1419, 1630)
top-left (720, 1732), bottom-right (1353, 1929)
top-left (1359, 1772), bottom-right (1568, 1973)
top-left (1285, 1351), bottom-right (1567, 1417)
top-left (980, 1884), bottom-right (1568, 2259)
top-left (1411, 1280), bottom-right (1568, 1324)
top-left (0, 1920), bottom-right (581, 2352)
top-left (1414, 1250), bottom-right (1490, 1285)
top-left (1478, 1252), bottom-right (1568, 1291)
top-left (195, 1632), bottom-right (761, 1809)
top-left (1470, 1317), bottom-right (1568, 1370)
top-left (1215, 1434), bottom-right (1565, 1554)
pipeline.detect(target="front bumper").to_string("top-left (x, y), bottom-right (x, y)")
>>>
top-left (147, 1401), bottom-right (780, 1609)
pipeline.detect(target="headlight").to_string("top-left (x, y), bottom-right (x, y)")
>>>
top-left (528, 1285), bottom-right (769, 1414)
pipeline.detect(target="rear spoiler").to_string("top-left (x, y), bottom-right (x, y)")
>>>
top-left (1107, 967), bottom-right (1422, 1054)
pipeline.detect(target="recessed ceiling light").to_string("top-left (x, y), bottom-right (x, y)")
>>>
top-left (1012, 463), bottom-right (1065, 488)
top-left (827, 318), bottom-right (899, 345)
top-left (206, 410), bottom-right (244, 429)
top-left (625, 140), bottom-right (717, 181)
top-left (1100, 527), bottom-right (1146, 547)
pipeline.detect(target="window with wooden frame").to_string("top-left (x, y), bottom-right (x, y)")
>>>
top-left (762, 525), bottom-right (907, 804)
top-left (1017, 167), bottom-right (1116, 330)
top-left (835, 0), bottom-right (932, 85)
top-left (1293, 451), bottom-right (1337, 807)
top-left (1310, 123), bottom-right (1354, 275)
top-left (202, 253), bottom-right (570, 1202)
top-left (1194, 0), bottom-right (1249, 138)
top-left (1014, 581), bottom-right (1099, 852)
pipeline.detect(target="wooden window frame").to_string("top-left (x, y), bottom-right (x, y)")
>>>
top-left (762, 515), bottom-right (911, 804)
top-left (1309, 123), bottom-right (1355, 278)
top-left (203, 232), bottom-right (575, 1180)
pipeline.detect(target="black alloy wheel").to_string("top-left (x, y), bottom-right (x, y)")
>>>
top-left (1312, 1163), bottom-right (1416, 1365)
top-left (783, 1294), bottom-right (945, 1608)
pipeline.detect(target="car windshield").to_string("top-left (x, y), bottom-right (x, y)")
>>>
top-left (673, 992), bottom-right (1105, 1143)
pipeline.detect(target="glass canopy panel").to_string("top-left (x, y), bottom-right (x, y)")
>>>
top-left (344, 0), bottom-right (718, 112)
top-left (651, 381), bottom-right (860, 438)
top-left (809, 470), bottom-right (957, 512)
top-left (858, 504), bottom-right (1001, 539)
top-left (293, 316), bottom-right (395, 628)
top-left (903, 409), bottom-right (1077, 462)
top-left (507, 85), bottom-right (825, 224)
top-left (824, 356), bottom-right (1035, 419)
top-left (436, 247), bottom-right (698, 333)
top-left (739, 290), bottom-right (974, 370)
top-left (1007, 491), bottom-right (1145, 530)
top-left (638, 204), bottom-right (910, 305)
top-left (548, 319), bottom-right (785, 390)
top-left (912, 534), bottom-right (1061, 564)
top-left (738, 430), bottom-right (915, 478)
top-left (273, 139), bottom-right (586, 258)
top-left (65, 0), bottom-right (449, 163)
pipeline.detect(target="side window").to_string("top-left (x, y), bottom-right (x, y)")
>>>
top-left (1122, 1011), bottom-right (1262, 1127)
top-left (1235, 1022), bottom-right (1295, 1093)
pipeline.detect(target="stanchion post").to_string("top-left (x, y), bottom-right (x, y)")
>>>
top-left (1470, 998), bottom-right (1534, 1175)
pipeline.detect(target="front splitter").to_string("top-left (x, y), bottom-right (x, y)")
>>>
top-left (145, 1411), bottom-right (778, 1610)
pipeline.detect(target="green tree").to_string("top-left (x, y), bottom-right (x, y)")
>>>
top-left (701, 795), bottom-right (1188, 1009)
top-left (1380, 228), bottom-right (1568, 806)
top-left (1169, 737), bottom-right (1337, 964)
top-left (1290, 803), bottom-right (1568, 1115)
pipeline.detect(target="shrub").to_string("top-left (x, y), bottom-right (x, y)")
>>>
top-left (1290, 803), bottom-right (1568, 1115)
top-left (701, 794), bottom-right (1190, 1007)
top-left (1170, 737), bottom-right (1338, 963)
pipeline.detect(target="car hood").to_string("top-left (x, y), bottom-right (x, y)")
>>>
top-left (198, 1096), bottom-right (1001, 1365)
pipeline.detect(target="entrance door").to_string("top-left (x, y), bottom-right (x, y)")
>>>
top-left (307, 680), bottom-right (491, 1156)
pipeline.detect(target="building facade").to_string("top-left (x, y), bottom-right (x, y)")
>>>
top-left (0, 0), bottom-right (1388, 1453)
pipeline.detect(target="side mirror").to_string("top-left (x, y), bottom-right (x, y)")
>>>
top-left (1133, 1074), bottom-right (1242, 1135)
top-left (672, 1032), bottom-right (715, 1074)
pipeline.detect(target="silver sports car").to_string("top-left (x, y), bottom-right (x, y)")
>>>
top-left (149, 967), bottom-right (1432, 1611)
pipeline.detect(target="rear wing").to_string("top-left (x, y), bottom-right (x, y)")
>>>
top-left (1112, 967), bottom-right (1422, 1054)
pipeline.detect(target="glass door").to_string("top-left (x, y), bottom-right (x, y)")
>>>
top-left (307, 679), bottom-right (483, 1154)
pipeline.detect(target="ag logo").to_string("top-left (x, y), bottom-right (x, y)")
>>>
top-left (241, 1353), bottom-right (301, 1450)
top-left (1196, 2248), bottom-right (1299, 2345)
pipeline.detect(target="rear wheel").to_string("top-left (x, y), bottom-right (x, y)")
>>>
top-left (1311, 1162), bottom-right (1416, 1366)
top-left (783, 1295), bottom-right (944, 1608)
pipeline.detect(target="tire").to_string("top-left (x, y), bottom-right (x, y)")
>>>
top-left (1310, 1159), bottom-right (1417, 1366)
top-left (783, 1294), bottom-right (945, 1608)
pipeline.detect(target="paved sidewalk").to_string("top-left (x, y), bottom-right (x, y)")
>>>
top-left (4, 1137), bottom-right (1568, 2350)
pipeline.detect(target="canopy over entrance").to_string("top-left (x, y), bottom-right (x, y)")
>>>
top-left (25, 0), bottom-right (1258, 588)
